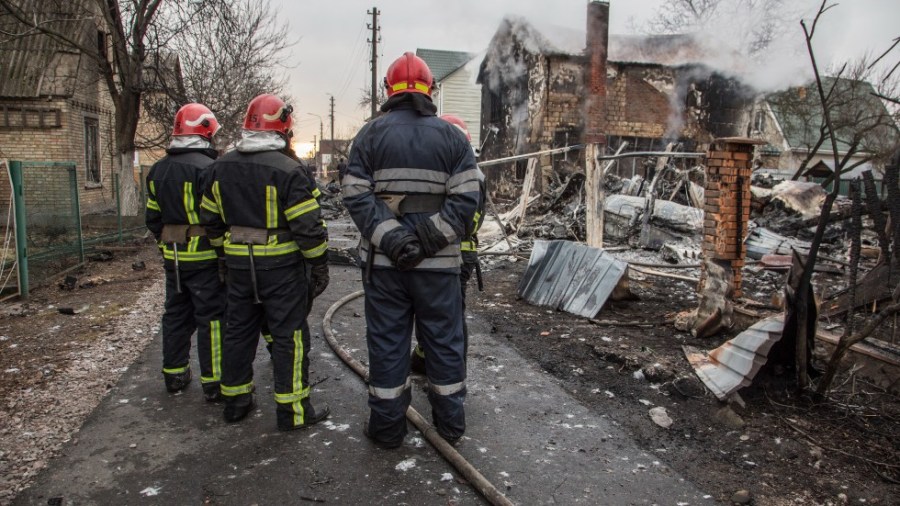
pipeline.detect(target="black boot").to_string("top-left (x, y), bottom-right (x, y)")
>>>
top-left (363, 420), bottom-right (403, 449)
top-left (164, 369), bottom-right (192, 393)
top-left (223, 394), bottom-right (255, 423)
top-left (202, 382), bottom-right (223, 402)
top-left (277, 402), bottom-right (331, 431)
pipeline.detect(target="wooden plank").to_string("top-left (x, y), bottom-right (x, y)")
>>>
top-left (585, 143), bottom-right (604, 247)
top-left (515, 158), bottom-right (538, 227)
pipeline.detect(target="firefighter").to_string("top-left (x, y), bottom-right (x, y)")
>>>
top-left (342, 52), bottom-right (480, 448)
top-left (199, 94), bottom-right (331, 430)
top-left (145, 103), bottom-right (226, 402)
top-left (411, 114), bottom-right (486, 375)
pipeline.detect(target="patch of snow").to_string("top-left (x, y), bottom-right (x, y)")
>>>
top-left (395, 458), bottom-right (416, 472)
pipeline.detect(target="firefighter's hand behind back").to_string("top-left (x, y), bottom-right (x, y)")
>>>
top-left (395, 240), bottom-right (424, 271)
top-left (310, 263), bottom-right (330, 298)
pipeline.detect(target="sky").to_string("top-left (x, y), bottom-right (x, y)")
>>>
top-left (268, 0), bottom-right (899, 154)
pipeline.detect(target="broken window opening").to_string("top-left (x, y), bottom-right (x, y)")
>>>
top-left (753, 110), bottom-right (766, 134)
top-left (83, 117), bottom-right (100, 185)
top-left (488, 90), bottom-right (503, 124)
top-left (515, 159), bottom-right (527, 180)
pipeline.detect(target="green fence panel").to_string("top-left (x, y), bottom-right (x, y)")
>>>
top-left (18, 161), bottom-right (83, 288)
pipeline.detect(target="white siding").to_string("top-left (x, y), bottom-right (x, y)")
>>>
top-left (435, 67), bottom-right (482, 148)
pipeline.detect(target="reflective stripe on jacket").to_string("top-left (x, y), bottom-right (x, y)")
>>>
top-left (199, 150), bottom-right (328, 269)
top-left (145, 149), bottom-right (219, 269)
top-left (342, 104), bottom-right (479, 273)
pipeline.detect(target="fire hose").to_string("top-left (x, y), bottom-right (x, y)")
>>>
top-left (322, 290), bottom-right (515, 506)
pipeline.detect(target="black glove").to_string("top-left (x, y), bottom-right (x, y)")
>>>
top-left (217, 257), bottom-right (228, 284)
top-left (310, 263), bottom-right (330, 298)
top-left (395, 240), bottom-right (424, 271)
top-left (415, 219), bottom-right (450, 257)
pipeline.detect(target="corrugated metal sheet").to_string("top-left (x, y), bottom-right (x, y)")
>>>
top-left (745, 227), bottom-right (811, 260)
top-left (682, 315), bottom-right (785, 400)
top-left (517, 240), bottom-right (627, 318)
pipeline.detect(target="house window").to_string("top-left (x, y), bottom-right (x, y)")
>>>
top-left (489, 90), bottom-right (504, 123)
top-left (84, 117), bottom-right (100, 184)
top-left (753, 110), bottom-right (766, 133)
top-left (515, 159), bottom-right (527, 180)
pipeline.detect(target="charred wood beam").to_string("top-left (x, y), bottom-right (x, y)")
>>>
top-left (479, 145), bottom-right (586, 167)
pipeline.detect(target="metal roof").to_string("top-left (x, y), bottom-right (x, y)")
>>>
top-left (517, 240), bottom-right (627, 318)
top-left (416, 48), bottom-right (476, 82)
top-left (683, 315), bottom-right (785, 400)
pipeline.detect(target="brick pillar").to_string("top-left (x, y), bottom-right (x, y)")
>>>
top-left (703, 139), bottom-right (754, 297)
top-left (691, 137), bottom-right (761, 338)
top-left (584, 1), bottom-right (608, 145)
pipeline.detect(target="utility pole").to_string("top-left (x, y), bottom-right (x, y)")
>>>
top-left (329, 95), bottom-right (335, 147)
top-left (367, 7), bottom-right (381, 119)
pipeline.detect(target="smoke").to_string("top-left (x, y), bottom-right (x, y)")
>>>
top-left (480, 16), bottom-right (553, 152)
top-left (639, 0), bottom-right (814, 92)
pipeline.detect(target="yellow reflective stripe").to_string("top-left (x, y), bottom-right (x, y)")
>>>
top-left (221, 382), bottom-right (253, 396)
top-left (187, 235), bottom-right (198, 253)
top-left (209, 236), bottom-right (224, 247)
top-left (163, 365), bottom-right (189, 374)
top-left (274, 387), bottom-right (310, 404)
top-left (224, 241), bottom-right (300, 257)
top-left (201, 195), bottom-right (219, 213)
top-left (184, 182), bottom-right (199, 224)
top-left (210, 319), bottom-right (222, 381)
top-left (301, 241), bottom-right (327, 259)
top-left (293, 329), bottom-right (305, 425)
top-left (162, 249), bottom-right (218, 261)
top-left (266, 185), bottom-right (278, 229)
top-left (146, 198), bottom-right (160, 211)
top-left (212, 181), bottom-right (225, 221)
top-left (312, 187), bottom-right (321, 199)
top-left (285, 197), bottom-right (319, 221)
top-left (460, 240), bottom-right (476, 252)
top-left (390, 81), bottom-right (429, 93)
top-left (321, 219), bottom-right (327, 228)
top-left (261, 332), bottom-right (273, 343)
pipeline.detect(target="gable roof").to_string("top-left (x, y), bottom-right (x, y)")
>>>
top-left (416, 48), bottom-right (476, 82)
top-left (0, 0), bottom-right (96, 98)
top-left (767, 77), bottom-right (897, 153)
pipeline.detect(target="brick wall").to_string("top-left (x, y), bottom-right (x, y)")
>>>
top-left (605, 64), bottom-right (673, 139)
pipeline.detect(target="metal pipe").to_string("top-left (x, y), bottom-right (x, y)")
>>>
top-left (8, 161), bottom-right (29, 297)
top-left (596, 151), bottom-right (705, 161)
top-left (478, 144), bottom-right (586, 167)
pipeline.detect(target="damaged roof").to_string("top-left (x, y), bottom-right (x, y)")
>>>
top-left (517, 240), bottom-right (627, 318)
top-left (487, 15), bottom-right (721, 66)
top-left (416, 48), bottom-right (476, 82)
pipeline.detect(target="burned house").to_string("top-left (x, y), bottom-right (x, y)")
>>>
top-left (477, 1), bottom-right (754, 196)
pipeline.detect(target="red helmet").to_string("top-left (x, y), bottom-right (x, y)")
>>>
top-left (243, 94), bottom-right (293, 137)
top-left (440, 114), bottom-right (471, 141)
top-left (384, 52), bottom-right (434, 97)
top-left (172, 103), bottom-right (219, 140)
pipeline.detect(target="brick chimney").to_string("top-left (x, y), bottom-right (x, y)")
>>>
top-left (585, 1), bottom-right (609, 144)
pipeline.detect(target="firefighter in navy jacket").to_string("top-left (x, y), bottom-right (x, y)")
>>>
top-left (342, 52), bottom-right (480, 448)
top-left (199, 94), bottom-right (330, 430)
top-left (411, 114), bottom-right (486, 374)
top-left (146, 103), bottom-right (226, 401)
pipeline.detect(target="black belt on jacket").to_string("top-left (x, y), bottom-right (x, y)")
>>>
top-left (378, 194), bottom-right (444, 217)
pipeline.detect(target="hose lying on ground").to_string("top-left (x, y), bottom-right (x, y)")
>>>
top-left (322, 290), bottom-right (515, 506)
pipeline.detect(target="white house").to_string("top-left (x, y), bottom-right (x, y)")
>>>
top-left (416, 48), bottom-right (482, 147)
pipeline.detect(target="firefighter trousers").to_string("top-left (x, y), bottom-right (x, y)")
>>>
top-left (220, 262), bottom-right (316, 427)
top-left (365, 269), bottom-right (466, 445)
top-left (161, 266), bottom-right (226, 385)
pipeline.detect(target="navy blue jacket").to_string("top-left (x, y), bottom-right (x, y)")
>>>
top-left (342, 102), bottom-right (479, 273)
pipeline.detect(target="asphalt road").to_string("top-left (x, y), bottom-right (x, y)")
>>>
top-left (15, 220), bottom-right (712, 505)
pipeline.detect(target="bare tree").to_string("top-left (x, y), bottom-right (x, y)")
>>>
top-left (141, 0), bottom-right (292, 150)
top-left (358, 84), bottom-right (386, 117)
top-left (784, 0), bottom-right (900, 395)
top-left (0, 0), bottom-right (222, 214)
top-left (645, 0), bottom-right (793, 57)
top-left (767, 60), bottom-right (900, 183)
